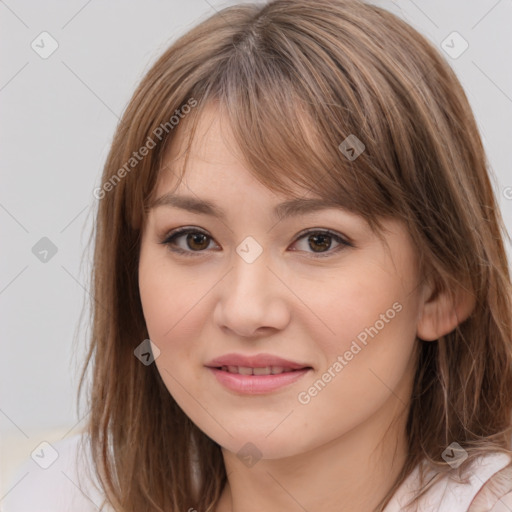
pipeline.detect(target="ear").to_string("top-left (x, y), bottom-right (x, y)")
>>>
top-left (416, 278), bottom-right (476, 341)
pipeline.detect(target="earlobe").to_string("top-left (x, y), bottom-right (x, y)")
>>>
top-left (416, 280), bottom-right (476, 342)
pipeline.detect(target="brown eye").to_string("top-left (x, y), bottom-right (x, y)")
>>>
top-left (291, 229), bottom-right (352, 258)
top-left (308, 233), bottom-right (333, 252)
top-left (160, 228), bottom-right (217, 257)
top-left (186, 232), bottom-right (210, 251)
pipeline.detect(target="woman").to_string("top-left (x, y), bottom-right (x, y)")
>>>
top-left (6, 1), bottom-right (512, 510)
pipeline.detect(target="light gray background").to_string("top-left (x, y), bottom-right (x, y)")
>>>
top-left (1, 0), bottom-right (511, 499)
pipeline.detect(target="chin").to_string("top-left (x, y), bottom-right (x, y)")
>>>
top-left (210, 427), bottom-right (313, 462)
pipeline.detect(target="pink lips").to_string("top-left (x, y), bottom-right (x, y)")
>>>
top-left (205, 353), bottom-right (312, 394)
top-left (206, 353), bottom-right (310, 370)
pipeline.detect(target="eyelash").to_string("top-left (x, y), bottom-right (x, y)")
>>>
top-left (159, 226), bottom-right (353, 259)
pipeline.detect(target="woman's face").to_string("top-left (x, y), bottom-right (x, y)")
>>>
top-left (138, 106), bottom-right (426, 459)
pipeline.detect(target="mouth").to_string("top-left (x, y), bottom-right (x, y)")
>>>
top-left (205, 352), bottom-right (312, 372)
top-left (213, 365), bottom-right (310, 375)
top-left (205, 354), bottom-right (313, 394)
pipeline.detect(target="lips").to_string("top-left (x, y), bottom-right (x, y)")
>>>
top-left (205, 353), bottom-right (312, 372)
top-left (205, 353), bottom-right (313, 394)
top-left (219, 365), bottom-right (294, 375)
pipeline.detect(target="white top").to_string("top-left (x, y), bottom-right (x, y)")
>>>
top-left (3, 433), bottom-right (110, 512)
top-left (383, 450), bottom-right (512, 512)
top-left (3, 433), bottom-right (512, 511)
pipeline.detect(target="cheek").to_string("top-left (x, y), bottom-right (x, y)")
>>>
top-left (294, 261), bottom-right (420, 416)
top-left (138, 246), bottom-right (201, 342)
top-left (293, 296), bottom-right (418, 447)
top-left (138, 255), bottom-right (221, 388)
top-left (139, 270), bottom-right (176, 342)
top-left (138, 259), bottom-right (220, 437)
top-left (300, 260), bottom-right (417, 358)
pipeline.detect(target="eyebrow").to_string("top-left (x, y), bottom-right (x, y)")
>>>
top-left (149, 193), bottom-right (344, 222)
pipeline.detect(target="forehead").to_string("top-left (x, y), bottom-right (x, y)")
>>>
top-left (165, 103), bottom-right (240, 164)
top-left (155, 103), bottom-right (309, 200)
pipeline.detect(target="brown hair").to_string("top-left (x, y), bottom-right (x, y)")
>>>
top-left (78, 0), bottom-right (512, 510)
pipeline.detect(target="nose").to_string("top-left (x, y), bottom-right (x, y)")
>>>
top-left (213, 251), bottom-right (291, 338)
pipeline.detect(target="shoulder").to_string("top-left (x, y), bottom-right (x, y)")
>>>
top-left (2, 432), bottom-right (111, 512)
top-left (385, 451), bottom-right (512, 512)
top-left (468, 458), bottom-right (512, 512)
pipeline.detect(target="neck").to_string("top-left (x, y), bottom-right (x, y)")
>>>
top-left (215, 393), bottom-right (410, 512)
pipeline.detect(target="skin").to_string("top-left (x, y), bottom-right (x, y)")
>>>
top-left (138, 104), bottom-right (460, 512)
